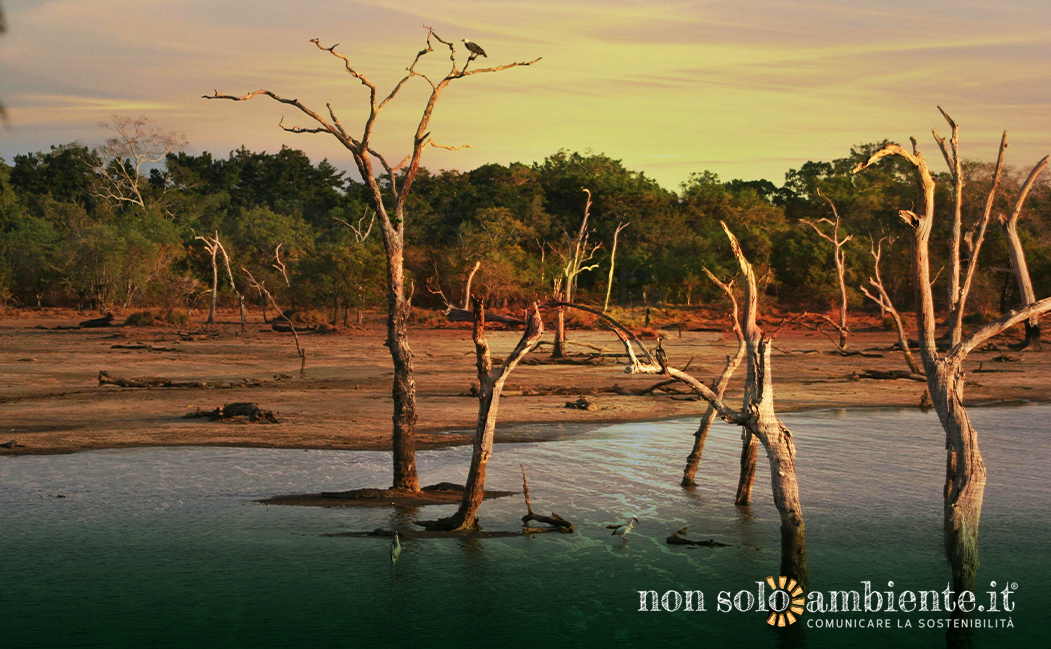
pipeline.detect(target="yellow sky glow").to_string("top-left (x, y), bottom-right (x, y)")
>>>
top-left (2, 0), bottom-right (1050, 188)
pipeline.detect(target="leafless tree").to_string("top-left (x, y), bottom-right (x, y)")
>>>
top-left (552, 189), bottom-right (601, 358)
top-left (859, 235), bottom-right (922, 375)
top-left (557, 222), bottom-right (809, 589)
top-left (205, 27), bottom-right (539, 492)
top-left (997, 156), bottom-right (1049, 350)
top-left (194, 234), bottom-right (221, 325)
top-left (603, 221), bottom-right (630, 312)
top-left (92, 116), bottom-right (186, 209)
top-left (334, 208), bottom-right (376, 244)
top-left (800, 190), bottom-right (853, 350)
top-left (854, 115), bottom-right (1051, 640)
top-left (421, 299), bottom-right (544, 531)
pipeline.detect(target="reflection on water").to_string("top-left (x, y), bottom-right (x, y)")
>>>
top-left (1, 404), bottom-right (1049, 648)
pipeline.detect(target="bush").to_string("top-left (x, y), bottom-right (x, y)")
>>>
top-left (125, 310), bottom-right (156, 326)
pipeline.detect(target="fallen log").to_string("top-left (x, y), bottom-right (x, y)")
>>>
top-left (666, 529), bottom-right (729, 547)
top-left (98, 370), bottom-right (206, 388)
top-left (79, 314), bottom-right (115, 328)
top-left (183, 402), bottom-right (279, 423)
top-left (858, 369), bottom-right (926, 382)
top-left (520, 465), bottom-right (573, 533)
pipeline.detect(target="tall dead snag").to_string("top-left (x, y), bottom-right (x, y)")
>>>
top-left (998, 156), bottom-right (1049, 350)
top-left (205, 28), bottom-right (539, 492)
top-left (243, 267), bottom-right (307, 378)
top-left (681, 269), bottom-right (745, 487)
top-left (555, 221), bottom-right (809, 590)
top-left (603, 221), bottom-right (630, 312)
top-left (855, 125), bottom-right (1051, 640)
top-left (859, 235), bottom-right (922, 375)
top-left (552, 189), bottom-right (601, 358)
top-left (420, 300), bottom-right (544, 532)
top-left (194, 234), bottom-right (220, 325)
top-left (800, 190), bottom-right (853, 350)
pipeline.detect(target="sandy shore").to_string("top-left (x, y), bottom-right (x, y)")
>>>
top-left (0, 309), bottom-right (1046, 457)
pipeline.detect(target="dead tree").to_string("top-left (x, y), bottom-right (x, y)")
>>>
top-left (243, 267), bottom-right (307, 378)
top-left (420, 299), bottom-right (544, 531)
top-left (859, 235), bottom-right (922, 375)
top-left (800, 189), bottom-right (853, 350)
top-left (194, 234), bottom-right (220, 325)
top-left (205, 28), bottom-right (539, 493)
top-left (603, 221), bottom-right (630, 312)
top-left (92, 116), bottom-right (186, 209)
top-left (998, 156), bottom-right (1049, 350)
top-left (194, 231), bottom-right (246, 331)
top-left (556, 221), bottom-right (809, 589)
top-left (854, 120), bottom-right (1051, 636)
top-left (681, 269), bottom-right (745, 488)
top-left (552, 189), bottom-right (601, 358)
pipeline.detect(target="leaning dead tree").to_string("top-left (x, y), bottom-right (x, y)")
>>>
top-left (859, 235), bottom-right (921, 375)
top-left (420, 299), bottom-right (544, 532)
top-left (557, 222), bottom-right (809, 589)
top-left (800, 189), bottom-right (853, 350)
top-left (681, 269), bottom-right (745, 488)
top-left (997, 155), bottom-right (1049, 350)
top-left (205, 27), bottom-right (538, 492)
top-left (854, 116), bottom-right (1051, 634)
top-left (552, 189), bottom-right (601, 358)
top-left (243, 267), bottom-right (307, 378)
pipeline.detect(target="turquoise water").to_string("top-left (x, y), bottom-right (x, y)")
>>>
top-left (1, 404), bottom-right (1049, 648)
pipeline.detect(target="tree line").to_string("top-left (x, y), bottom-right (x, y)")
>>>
top-left (2, 130), bottom-right (1047, 322)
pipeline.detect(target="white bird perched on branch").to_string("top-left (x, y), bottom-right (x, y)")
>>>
top-left (609, 515), bottom-right (639, 539)
top-left (462, 38), bottom-right (487, 58)
top-left (390, 531), bottom-right (402, 566)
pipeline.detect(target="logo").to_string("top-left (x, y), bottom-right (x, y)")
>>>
top-left (764, 576), bottom-right (805, 626)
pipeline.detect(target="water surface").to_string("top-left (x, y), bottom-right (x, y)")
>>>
top-left (2, 404), bottom-right (1048, 648)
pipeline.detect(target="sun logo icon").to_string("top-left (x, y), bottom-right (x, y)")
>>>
top-left (765, 576), bottom-right (805, 626)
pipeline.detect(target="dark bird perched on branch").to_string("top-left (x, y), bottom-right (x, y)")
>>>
top-left (462, 38), bottom-right (487, 58)
top-left (654, 336), bottom-right (669, 376)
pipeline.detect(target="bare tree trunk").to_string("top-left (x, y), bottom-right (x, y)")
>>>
top-left (385, 240), bottom-right (420, 492)
top-left (421, 300), bottom-right (544, 531)
top-left (552, 304), bottom-right (567, 358)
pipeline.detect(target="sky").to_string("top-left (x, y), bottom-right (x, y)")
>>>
top-left (1, 0), bottom-right (1050, 189)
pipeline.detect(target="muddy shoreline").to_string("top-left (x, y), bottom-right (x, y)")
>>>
top-left (1, 309), bottom-right (1047, 458)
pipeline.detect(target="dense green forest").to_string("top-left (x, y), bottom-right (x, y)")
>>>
top-left (1, 131), bottom-right (1048, 324)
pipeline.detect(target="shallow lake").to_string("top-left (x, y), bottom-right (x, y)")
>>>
top-left (2, 404), bottom-right (1049, 648)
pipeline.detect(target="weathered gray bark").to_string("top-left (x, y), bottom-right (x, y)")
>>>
top-left (421, 300), bottom-right (544, 531)
top-left (205, 29), bottom-right (538, 493)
